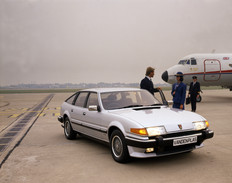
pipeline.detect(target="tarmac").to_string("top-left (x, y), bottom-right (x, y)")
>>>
top-left (0, 90), bottom-right (231, 183)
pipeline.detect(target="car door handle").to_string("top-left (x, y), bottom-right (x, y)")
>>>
top-left (83, 112), bottom-right (86, 116)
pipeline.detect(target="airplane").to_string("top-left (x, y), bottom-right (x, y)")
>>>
top-left (162, 53), bottom-right (232, 100)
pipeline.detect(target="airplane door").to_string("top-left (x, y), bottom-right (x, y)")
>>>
top-left (204, 59), bottom-right (221, 81)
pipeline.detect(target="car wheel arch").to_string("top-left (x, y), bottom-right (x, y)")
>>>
top-left (63, 111), bottom-right (71, 122)
top-left (108, 122), bottom-right (126, 140)
top-left (63, 114), bottom-right (69, 121)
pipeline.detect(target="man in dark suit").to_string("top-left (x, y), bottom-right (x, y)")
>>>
top-left (140, 67), bottom-right (160, 95)
top-left (188, 76), bottom-right (201, 112)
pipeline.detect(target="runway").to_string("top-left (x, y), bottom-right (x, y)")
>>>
top-left (0, 90), bottom-right (231, 183)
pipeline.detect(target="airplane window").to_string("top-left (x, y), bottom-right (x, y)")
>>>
top-left (191, 59), bottom-right (197, 65)
top-left (186, 60), bottom-right (190, 64)
top-left (178, 60), bottom-right (186, 65)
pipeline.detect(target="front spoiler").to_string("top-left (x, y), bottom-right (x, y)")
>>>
top-left (125, 129), bottom-right (214, 157)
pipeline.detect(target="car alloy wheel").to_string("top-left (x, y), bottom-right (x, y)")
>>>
top-left (112, 135), bottom-right (123, 158)
top-left (110, 130), bottom-right (130, 163)
top-left (64, 118), bottom-right (76, 140)
top-left (64, 120), bottom-right (71, 136)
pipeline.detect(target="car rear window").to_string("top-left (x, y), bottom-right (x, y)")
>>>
top-left (66, 93), bottom-right (77, 105)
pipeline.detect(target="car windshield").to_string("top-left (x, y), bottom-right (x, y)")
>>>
top-left (101, 90), bottom-right (161, 110)
top-left (178, 60), bottom-right (186, 65)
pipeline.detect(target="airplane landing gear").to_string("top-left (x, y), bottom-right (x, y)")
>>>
top-left (196, 95), bottom-right (202, 102)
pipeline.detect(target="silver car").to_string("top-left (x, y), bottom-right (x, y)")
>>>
top-left (58, 88), bottom-right (214, 163)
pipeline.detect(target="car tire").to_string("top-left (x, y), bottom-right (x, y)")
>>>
top-left (64, 117), bottom-right (77, 140)
top-left (110, 130), bottom-right (130, 163)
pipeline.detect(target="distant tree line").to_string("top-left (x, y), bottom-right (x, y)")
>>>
top-left (0, 82), bottom-right (171, 89)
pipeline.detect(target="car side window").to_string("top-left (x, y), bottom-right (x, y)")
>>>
top-left (66, 93), bottom-right (78, 105)
top-left (86, 93), bottom-right (99, 108)
top-left (74, 92), bottom-right (89, 107)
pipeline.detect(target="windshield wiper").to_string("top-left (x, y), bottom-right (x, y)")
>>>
top-left (150, 104), bottom-right (163, 106)
top-left (121, 105), bottom-right (144, 109)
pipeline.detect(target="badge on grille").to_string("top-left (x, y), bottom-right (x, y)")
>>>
top-left (178, 124), bottom-right (182, 130)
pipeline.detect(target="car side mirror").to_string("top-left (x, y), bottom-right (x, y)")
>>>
top-left (88, 105), bottom-right (101, 112)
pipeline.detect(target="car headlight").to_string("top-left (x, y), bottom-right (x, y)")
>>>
top-left (146, 126), bottom-right (167, 137)
top-left (193, 121), bottom-right (209, 130)
top-left (130, 126), bottom-right (167, 137)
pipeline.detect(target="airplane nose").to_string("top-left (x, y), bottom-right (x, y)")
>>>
top-left (162, 71), bottom-right (168, 82)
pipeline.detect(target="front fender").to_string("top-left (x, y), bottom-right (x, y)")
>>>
top-left (107, 120), bottom-right (148, 141)
top-left (108, 121), bottom-right (127, 139)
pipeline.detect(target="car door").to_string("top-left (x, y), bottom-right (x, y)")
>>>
top-left (82, 92), bottom-right (108, 141)
top-left (70, 92), bottom-right (89, 132)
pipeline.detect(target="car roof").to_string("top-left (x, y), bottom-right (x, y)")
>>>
top-left (81, 88), bottom-right (142, 93)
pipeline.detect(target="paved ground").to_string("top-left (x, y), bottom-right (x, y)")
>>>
top-left (0, 90), bottom-right (231, 183)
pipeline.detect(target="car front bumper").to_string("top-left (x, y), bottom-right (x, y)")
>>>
top-left (125, 129), bottom-right (214, 158)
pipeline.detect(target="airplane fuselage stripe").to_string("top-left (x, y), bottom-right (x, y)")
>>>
top-left (183, 70), bottom-right (232, 76)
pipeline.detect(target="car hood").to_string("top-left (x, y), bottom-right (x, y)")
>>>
top-left (109, 106), bottom-right (205, 132)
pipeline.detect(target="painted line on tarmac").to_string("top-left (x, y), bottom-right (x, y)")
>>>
top-left (8, 114), bottom-right (23, 118)
top-left (37, 113), bottom-right (46, 117)
top-left (1, 107), bottom-right (60, 118)
top-left (53, 113), bottom-right (60, 116)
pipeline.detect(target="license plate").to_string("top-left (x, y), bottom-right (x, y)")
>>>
top-left (173, 136), bottom-right (197, 146)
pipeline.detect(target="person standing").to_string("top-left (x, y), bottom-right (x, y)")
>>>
top-left (171, 72), bottom-right (186, 110)
top-left (188, 76), bottom-right (201, 112)
top-left (140, 67), bottom-right (160, 95)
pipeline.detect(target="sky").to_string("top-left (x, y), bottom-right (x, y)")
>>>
top-left (1, 0), bottom-right (232, 86)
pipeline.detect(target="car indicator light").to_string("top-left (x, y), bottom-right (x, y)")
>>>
top-left (130, 128), bottom-right (148, 136)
